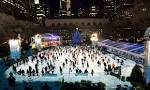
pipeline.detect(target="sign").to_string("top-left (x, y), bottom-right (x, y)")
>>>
top-left (9, 39), bottom-right (21, 60)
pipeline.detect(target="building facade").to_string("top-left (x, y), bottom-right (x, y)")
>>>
top-left (117, 0), bottom-right (134, 18)
top-left (33, 0), bottom-right (50, 25)
top-left (45, 18), bottom-right (108, 42)
top-left (104, 0), bottom-right (118, 19)
top-left (59, 0), bottom-right (71, 17)
top-left (0, 0), bottom-right (36, 22)
top-left (104, 0), bottom-right (134, 19)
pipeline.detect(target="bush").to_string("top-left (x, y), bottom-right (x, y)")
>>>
top-left (126, 77), bottom-right (131, 81)
top-left (129, 65), bottom-right (145, 84)
top-left (60, 81), bottom-right (105, 90)
top-left (98, 82), bottom-right (105, 90)
top-left (136, 86), bottom-right (145, 90)
top-left (121, 76), bottom-right (125, 82)
top-left (145, 82), bottom-right (150, 90)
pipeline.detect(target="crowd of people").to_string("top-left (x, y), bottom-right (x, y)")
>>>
top-left (11, 46), bottom-right (124, 78)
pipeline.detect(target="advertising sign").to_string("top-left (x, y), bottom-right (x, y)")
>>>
top-left (9, 39), bottom-right (21, 60)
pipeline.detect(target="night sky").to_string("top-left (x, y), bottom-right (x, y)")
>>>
top-left (44, 0), bottom-right (103, 17)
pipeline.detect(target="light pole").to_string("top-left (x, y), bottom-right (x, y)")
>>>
top-left (144, 27), bottom-right (150, 84)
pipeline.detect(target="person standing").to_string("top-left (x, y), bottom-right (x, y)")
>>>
top-left (42, 68), bottom-right (44, 76)
top-left (29, 66), bottom-right (32, 76)
top-left (91, 69), bottom-right (94, 76)
top-left (60, 66), bottom-right (62, 75)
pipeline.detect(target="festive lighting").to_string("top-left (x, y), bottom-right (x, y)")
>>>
top-left (34, 0), bottom-right (39, 4)
top-left (90, 33), bottom-right (98, 41)
top-left (34, 34), bottom-right (42, 45)
top-left (9, 39), bottom-right (21, 59)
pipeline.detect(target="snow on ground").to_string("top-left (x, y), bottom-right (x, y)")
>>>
top-left (5, 46), bottom-right (136, 89)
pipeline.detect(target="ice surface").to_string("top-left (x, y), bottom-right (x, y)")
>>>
top-left (5, 46), bottom-right (136, 88)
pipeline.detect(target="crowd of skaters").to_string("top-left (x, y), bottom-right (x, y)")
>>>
top-left (11, 46), bottom-right (124, 77)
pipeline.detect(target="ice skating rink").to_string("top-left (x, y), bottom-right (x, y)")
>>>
top-left (5, 46), bottom-right (136, 88)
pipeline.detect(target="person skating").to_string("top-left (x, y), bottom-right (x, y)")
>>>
top-left (63, 62), bottom-right (65, 68)
top-left (29, 66), bottom-right (32, 76)
top-left (45, 67), bottom-right (48, 73)
top-left (69, 67), bottom-right (72, 73)
top-left (42, 68), bottom-right (44, 76)
top-left (103, 62), bottom-right (107, 69)
top-left (112, 63), bottom-right (115, 72)
top-left (91, 69), bottom-right (94, 76)
top-left (27, 69), bottom-right (29, 76)
top-left (65, 59), bottom-right (68, 64)
top-left (121, 60), bottom-right (124, 65)
top-left (97, 60), bottom-right (101, 67)
top-left (12, 65), bottom-right (16, 74)
top-left (22, 69), bottom-right (25, 76)
top-left (60, 66), bottom-right (62, 75)
top-left (18, 69), bottom-right (22, 75)
top-left (8, 72), bottom-right (16, 88)
top-left (87, 61), bottom-right (89, 68)
top-left (32, 69), bottom-right (35, 76)
top-left (84, 69), bottom-right (88, 74)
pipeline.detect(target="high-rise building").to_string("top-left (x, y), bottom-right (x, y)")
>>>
top-left (59, 0), bottom-right (71, 17)
top-left (0, 0), bottom-right (35, 21)
top-left (104, 0), bottom-right (118, 19)
top-left (117, 0), bottom-right (134, 18)
top-left (104, 0), bottom-right (134, 19)
top-left (89, 5), bottom-right (98, 17)
top-left (77, 8), bottom-right (86, 17)
top-left (33, 0), bottom-right (49, 25)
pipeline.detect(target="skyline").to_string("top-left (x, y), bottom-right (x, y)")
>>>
top-left (44, 0), bottom-right (103, 16)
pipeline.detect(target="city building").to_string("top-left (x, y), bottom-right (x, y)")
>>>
top-left (59, 0), bottom-right (71, 17)
top-left (33, 0), bottom-right (49, 25)
top-left (45, 18), bottom-right (108, 42)
top-left (117, 0), bottom-right (134, 18)
top-left (104, 0), bottom-right (134, 19)
top-left (89, 5), bottom-right (98, 17)
top-left (0, 0), bottom-right (35, 22)
top-left (77, 8), bottom-right (86, 17)
top-left (104, 0), bottom-right (118, 19)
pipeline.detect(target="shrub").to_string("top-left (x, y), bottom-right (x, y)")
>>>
top-left (129, 65), bottom-right (145, 85)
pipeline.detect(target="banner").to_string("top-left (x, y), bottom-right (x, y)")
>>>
top-left (9, 39), bottom-right (21, 60)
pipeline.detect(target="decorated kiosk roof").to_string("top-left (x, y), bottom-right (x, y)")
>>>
top-left (41, 33), bottom-right (60, 40)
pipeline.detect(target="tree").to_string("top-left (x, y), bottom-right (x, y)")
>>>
top-left (145, 82), bottom-right (150, 90)
top-left (0, 13), bottom-right (41, 43)
top-left (127, 65), bottom-right (145, 87)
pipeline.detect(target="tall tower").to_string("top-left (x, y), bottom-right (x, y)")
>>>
top-left (66, 0), bottom-right (71, 16)
top-left (104, 0), bottom-right (118, 18)
top-left (34, 0), bottom-right (46, 25)
top-left (60, 0), bottom-right (71, 16)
